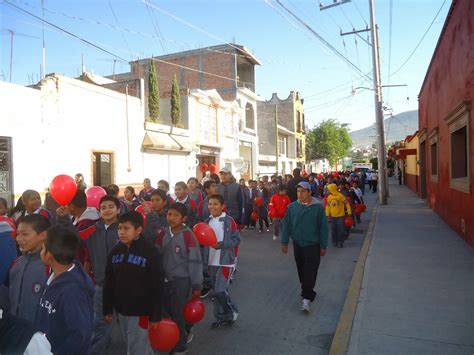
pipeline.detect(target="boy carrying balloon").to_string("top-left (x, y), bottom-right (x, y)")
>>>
top-left (155, 203), bottom-right (202, 354)
top-left (204, 194), bottom-right (240, 328)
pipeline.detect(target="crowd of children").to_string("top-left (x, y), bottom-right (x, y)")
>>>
top-left (0, 168), bottom-right (368, 354)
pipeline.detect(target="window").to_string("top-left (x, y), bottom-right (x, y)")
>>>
top-left (245, 103), bottom-right (255, 130)
top-left (428, 128), bottom-right (438, 182)
top-left (199, 105), bottom-right (217, 144)
top-left (92, 152), bottom-right (114, 186)
top-left (297, 112), bottom-right (301, 132)
top-left (430, 143), bottom-right (438, 175)
top-left (451, 126), bottom-right (467, 178)
top-left (278, 135), bottom-right (287, 156)
top-left (444, 100), bottom-right (471, 193)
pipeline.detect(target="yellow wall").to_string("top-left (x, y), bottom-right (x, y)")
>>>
top-left (294, 95), bottom-right (306, 164)
top-left (401, 135), bottom-right (419, 176)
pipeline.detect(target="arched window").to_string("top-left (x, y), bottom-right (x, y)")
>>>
top-left (245, 103), bottom-right (255, 130)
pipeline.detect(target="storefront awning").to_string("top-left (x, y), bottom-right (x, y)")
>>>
top-left (142, 132), bottom-right (197, 152)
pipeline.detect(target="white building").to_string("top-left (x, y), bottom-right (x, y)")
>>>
top-left (0, 74), bottom-right (198, 203)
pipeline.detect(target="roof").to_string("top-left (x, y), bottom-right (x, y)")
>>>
top-left (405, 130), bottom-right (419, 143)
top-left (134, 43), bottom-right (261, 66)
top-left (419, 0), bottom-right (457, 96)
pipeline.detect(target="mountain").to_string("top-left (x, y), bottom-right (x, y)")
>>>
top-left (350, 110), bottom-right (418, 149)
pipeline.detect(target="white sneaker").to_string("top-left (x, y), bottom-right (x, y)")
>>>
top-left (273, 235), bottom-right (278, 241)
top-left (186, 331), bottom-right (194, 344)
top-left (232, 311), bottom-right (239, 321)
top-left (301, 299), bottom-right (310, 313)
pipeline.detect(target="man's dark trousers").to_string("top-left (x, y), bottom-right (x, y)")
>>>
top-left (292, 241), bottom-right (321, 302)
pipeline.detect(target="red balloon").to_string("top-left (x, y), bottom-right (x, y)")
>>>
top-left (254, 197), bottom-right (263, 206)
top-left (354, 205), bottom-right (363, 216)
top-left (209, 164), bottom-right (218, 174)
top-left (86, 186), bottom-right (107, 209)
top-left (149, 318), bottom-right (180, 352)
top-left (183, 298), bottom-right (205, 324)
top-left (0, 216), bottom-right (17, 238)
top-left (361, 204), bottom-right (367, 212)
top-left (135, 202), bottom-right (152, 227)
top-left (268, 210), bottom-right (275, 219)
top-left (317, 174), bottom-right (323, 180)
top-left (344, 215), bottom-right (355, 228)
top-left (192, 223), bottom-right (218, 246)
top-left (50, 175), bottom-right (77, 206)
top-left (251, 211), bottom-right (259, 221)
top-left (200, 163), bottom-right (209, 173)
top-left (332, 172), bottom-right (339, 178)
top-left (138, 315), bottom-right (149, 330)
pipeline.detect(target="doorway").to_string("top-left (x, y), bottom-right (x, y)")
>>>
top-left (419, 141), bottom-right (427, 199)
top-left (0, 137), bottom-right (13, 205)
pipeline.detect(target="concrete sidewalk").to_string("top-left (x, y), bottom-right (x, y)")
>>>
top-left (347, 180), bottom-right (474, 355)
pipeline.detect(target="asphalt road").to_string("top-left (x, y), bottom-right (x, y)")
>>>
top-left (108, 191), bottom-right (376, 355)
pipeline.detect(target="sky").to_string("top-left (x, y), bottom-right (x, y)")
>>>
top-left (1, 0), bottom-right (450, 133)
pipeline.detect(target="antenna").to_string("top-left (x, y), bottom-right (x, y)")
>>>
top-left (41, 0), bottom-right (46, 79)
top-left (1, 29), bottom-right (39, 82)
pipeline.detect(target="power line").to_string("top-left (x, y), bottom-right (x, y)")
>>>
top-left (275, 0), bottom-right (371, 83)
top-left (390, 0), bottom-right (447, 77)
top-left (107, 0), bottom-right (133, 60)
top-left (11, 0), bottom-right (262, 65)
top-left (3, 1), bottom-right (257, 88)
top-left (386, 0), bottom-right (393, 100)
top-left (144, 0), bottom-right (167, 54)
top-left (352, 0), bottom-right (368, 27)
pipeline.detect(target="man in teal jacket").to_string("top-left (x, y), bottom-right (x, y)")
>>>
top-left (281, 181), bottom-right (328, 313)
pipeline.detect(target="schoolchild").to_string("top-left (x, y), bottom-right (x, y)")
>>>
top-left (204, 195), bottom-right (240, 328)
top-left (256, 181), bottom-right (270, 234)
top-left (325, 184), bottom-right (352, 248)
top-left (198, 179), bottom-right (219, 222)
top-left (103, 212), bottom-right (163, 355)
top-left (174, 181), bottom-right (198, 227)
top-left (157, 179), bottom-right (175, 206)
top-left (155, 203), bottom-right (202, 354)
top-left (16, 190), bottom-right (54, 225)
top-left (187, 177), bottom-right (204, 207)
top-left (123, 186), bottom-right (140, 212)
top-left (8, 215), bottom-right (51, 323)
top-left (142, 188), bottom-right (169, 243)
top-left (268, 185), bottom-right (291, 241)
top-left (36, 225), bottom-right (94, 355)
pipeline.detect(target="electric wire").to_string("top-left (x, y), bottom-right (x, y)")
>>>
top-left (275, 0), bottom-right (372, 83)
top-left (107, 0), bottom-right (133, 60)
top-left (144, 0), bottom-right (167, 54)
top-left (390, 0), bottom-right (447, 77)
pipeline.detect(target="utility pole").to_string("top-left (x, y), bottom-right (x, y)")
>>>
top-left (321, 0), bottom-right (388, 204)
top-left (368, 0), bottom-right (387, 204)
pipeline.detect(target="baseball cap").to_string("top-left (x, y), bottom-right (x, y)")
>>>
top-left (219, 167), bottom-right (231, 174)
top-left (297, 181), bottom-right (311, 191)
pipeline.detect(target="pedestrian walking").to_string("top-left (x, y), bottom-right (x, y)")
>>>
top-left (281, 181), bottom-right (328, 313)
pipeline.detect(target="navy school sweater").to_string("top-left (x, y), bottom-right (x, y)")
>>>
top-left (35, 261), bottom-right (94, 355)
top-left (103, 236), bottom-right (164, 322)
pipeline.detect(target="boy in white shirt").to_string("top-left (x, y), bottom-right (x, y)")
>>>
top-left (205, 194), bottom-right (240, 328)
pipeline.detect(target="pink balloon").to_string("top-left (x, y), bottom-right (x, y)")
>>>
top-left (86, 186), bottom-right (107, 209)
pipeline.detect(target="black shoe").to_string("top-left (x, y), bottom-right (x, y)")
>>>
top-left (200, 288), bottom-right (212, 299)
top-left (337, 243), bottom-right (344, 248)
top-left (211, 320), bottom-right (235, 328)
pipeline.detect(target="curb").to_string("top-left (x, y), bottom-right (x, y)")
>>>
top-left (329, 204), bottom-right (378, 355)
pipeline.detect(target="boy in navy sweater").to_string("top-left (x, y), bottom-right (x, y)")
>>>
top-left (103, 212), bottom-right (164, 354)
top-left (174, 181), bottom-right (198, 227)
top-left (36, 225), bottom-right (94, 355)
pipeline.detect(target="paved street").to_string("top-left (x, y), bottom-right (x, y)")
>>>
top-left (108, 191), bottom-right (376, 355)
top-left (348, 180), bottom-right (474, 355)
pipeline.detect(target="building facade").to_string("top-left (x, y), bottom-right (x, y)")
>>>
top-left (0, 74), bottom-right (199, 203)
top-left (418, 0), bottom-right (474, 247)
top-left (105, 44), bottom-right (261, 179)
top-left (257, 91), bottom-right (306, 177)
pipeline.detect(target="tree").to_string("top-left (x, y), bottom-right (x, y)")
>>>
top-left (171, 74), bottom-right (183, 127)
top-left (306, 119), bottom-right (352, 166)
top-left (370, 157), bottom-right (378, 170)
top-left (148, 59), bottom-right (160, 122)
